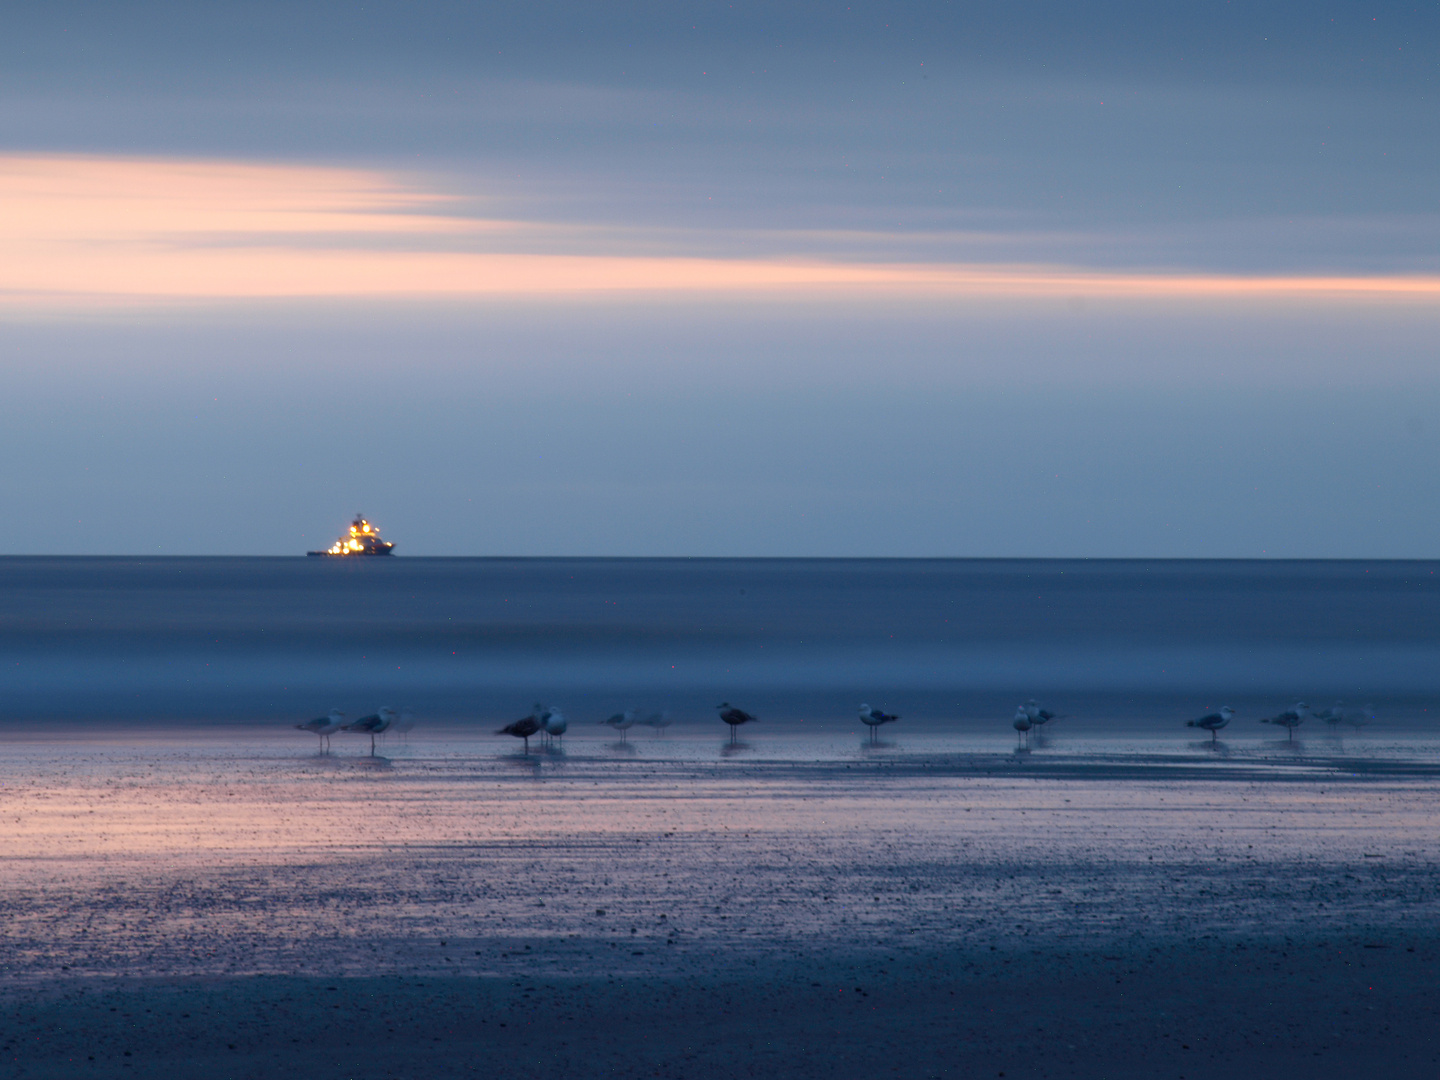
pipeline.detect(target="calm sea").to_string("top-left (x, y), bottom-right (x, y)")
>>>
top-left (1, 557), bottom-right (1436, 725)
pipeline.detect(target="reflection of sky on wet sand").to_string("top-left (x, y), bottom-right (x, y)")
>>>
top-left (3, 726), bottom-right (1439, 983)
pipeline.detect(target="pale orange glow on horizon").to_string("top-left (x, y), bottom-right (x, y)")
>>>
top-left (3, 154), bottom-right (1438, 308)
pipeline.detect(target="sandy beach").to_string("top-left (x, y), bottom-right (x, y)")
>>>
top-left (3, 727), bottom-right (1439, 1077)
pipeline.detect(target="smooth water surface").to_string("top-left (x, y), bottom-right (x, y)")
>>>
top-left (1, 557), bottom-right (1437, 728)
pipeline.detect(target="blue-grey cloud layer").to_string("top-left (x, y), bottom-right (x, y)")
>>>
top-left (4, 2), bottom-right (1434, 266)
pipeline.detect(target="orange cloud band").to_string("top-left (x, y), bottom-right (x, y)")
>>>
top-left (5, 247), bottom-right (1440, 302)
top-left (2, 155), bottom-right (1437, 305)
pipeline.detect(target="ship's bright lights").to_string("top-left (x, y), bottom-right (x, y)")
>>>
top-left (316, 515), bottom-right (392, 556)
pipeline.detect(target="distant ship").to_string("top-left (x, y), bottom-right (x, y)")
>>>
top-left (307, 514), bottom-right (396, 556)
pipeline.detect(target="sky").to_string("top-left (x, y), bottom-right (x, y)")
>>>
top-left (1, 1), bottom-right (1436, 556)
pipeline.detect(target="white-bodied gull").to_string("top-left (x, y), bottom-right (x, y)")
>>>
top-left (859, 704), bottom-right (899, 742)
top-left (528, 703), bottom-right (550, 745)
top-left (1313, 701), bottom-right (1346, 729)
top-left (296, 709), bottom-right (345, 752)
top-left (1012, 707), bottom-right (1032, 748)
top-left (343, 706), bottom-right (396, 756)
top-left (1260, 702), bottom-right (1309, 741)
top-left (599, 708), bottom-right (638, 742)
top-left (1186, 705), bottom-right (1234, 745)
top-left (1348, 703), bottom-right (1375, 732)
top-left (539, 704), bottom-right (567, 746)
top-left (640, 709), bottom-right (672, 734)
top-left (1023, 699), bottom-right (1061, 733)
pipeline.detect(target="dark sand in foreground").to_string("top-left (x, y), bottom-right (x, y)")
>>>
top-left (7, 939), bottom-right (1437, 1079)
top-left (3, 730), bottom-right (1439, 1077)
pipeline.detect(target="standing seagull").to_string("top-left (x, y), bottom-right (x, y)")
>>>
top-left (859, 704), bottom-right (900, 743)
top-left (539, 705), bottom-right (568, 747)
top-left (344, 706), bottom-right (396, 756)
top-left (499, 712), bottom-right (542, 753)
top-left (1312, 700), bottom-right (1346, 730)
top-left (1023, 699), bottom-right (1061, 734)
top-left (1186, 705), bottom-right (1235, 745)
top-left (717, 702), bottom-right (757, 743)
top-left (529, 703), bottom-right (553, 746)
top-left (1260, 702), bottom-right (1309, 742)
top-left (640, 709), bottom-right (672, 735)
top-left (599, 708), bottom-right (638, 743)
top-left (1348, 703), bottom-right (1376, 733)
top-left (296, 709), bottom-right (345, 752)
top-left (1012, 707), bottom-right (1032, 749)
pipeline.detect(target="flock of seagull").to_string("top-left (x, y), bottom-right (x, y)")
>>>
top-left (1010, 700), bottom-right (1061, 747)
top-left (294, 706), bottom-right (415, 755)
top-left (1183, 701), bottom-right (1375, 746)
top-left (294, 701), bottom-right (776, 755)
top-left (502, 703), bottom-right (741, 749)
top-left (1008, 699), bottom-right (1376, 748)
top-left (297, 698), bottom-right (1378, 756)
top-left (498, 701), bottom-right (886, 749)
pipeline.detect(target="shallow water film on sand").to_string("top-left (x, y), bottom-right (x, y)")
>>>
top-left (2, 558), bottom-right (1439, 1077)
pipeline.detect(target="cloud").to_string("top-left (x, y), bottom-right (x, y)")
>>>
top-left (2, 154), bottom-right (1438, 307)
top-left (0, 155), bottom-right (498, 241)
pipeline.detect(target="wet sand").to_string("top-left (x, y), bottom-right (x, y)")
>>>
top-left (3, 728), bottom-right (1440, 1077)
top-left (7, 939), bottom-right (1438, 1080)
